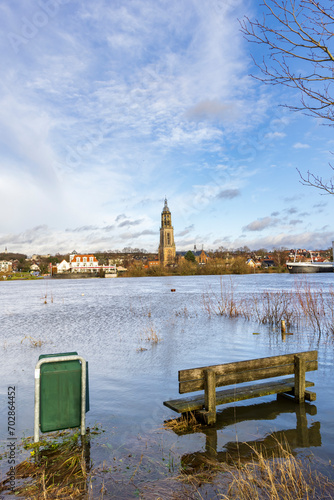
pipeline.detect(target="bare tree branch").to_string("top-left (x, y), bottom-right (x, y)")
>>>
top-left (241, 0), bottom-right (334, 194)
top-left (240, 0), bottom-right (334, 118)
top-left (297, 164), bottom-right (334, 194)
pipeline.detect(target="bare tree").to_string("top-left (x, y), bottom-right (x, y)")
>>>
top-left (240, 0), bottom-right (334, 193)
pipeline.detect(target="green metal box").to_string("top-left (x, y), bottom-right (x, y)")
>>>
top-left (39, 352), bottom-right (89, 433)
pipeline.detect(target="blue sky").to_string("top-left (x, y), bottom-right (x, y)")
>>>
top-left (0, 0), bottom-right (333, 256)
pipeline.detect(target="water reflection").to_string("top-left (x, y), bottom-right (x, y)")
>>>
top-left (178, 397), bottom-right (321, 469)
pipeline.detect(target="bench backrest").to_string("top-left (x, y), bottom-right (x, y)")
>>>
top-left (178, 351), bottom-right (318, 394)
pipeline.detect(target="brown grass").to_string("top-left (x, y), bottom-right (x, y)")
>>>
top-left (178, 439), bottom-right (334, 499)
top-left (144, 325), bottom-right (162, 343)
top-left (164, 412), bottom-right (202, 434)
top-left (0, 431), bottom-right (90, 499)
top-left (20, 335), bottom-right (45, 348)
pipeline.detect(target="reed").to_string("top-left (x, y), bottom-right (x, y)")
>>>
top-left (164, 412), bottom-right (202, 434)
top-left (222, 441), bottom-right (334, 499)
top-left (202, 277), bottom-right (246, 318)
top-left (20, 335), bottom-right (44, 348)
top-left (202, 277), bottom-right (334, 336)
top-left (144, 325), bottom-right (162, 343)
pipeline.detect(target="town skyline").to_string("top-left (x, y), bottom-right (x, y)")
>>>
top-left (1, 0), bottom-right (334, 255)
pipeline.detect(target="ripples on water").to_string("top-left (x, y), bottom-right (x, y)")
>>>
top-left (1, 274), bottom-right (334, 490)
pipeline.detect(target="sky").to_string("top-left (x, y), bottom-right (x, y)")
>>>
top-left (0, 0), bottom-right (334, 256)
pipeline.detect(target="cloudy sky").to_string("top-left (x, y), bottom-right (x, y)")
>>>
top-left (0, 0), bottom-right (333, 256)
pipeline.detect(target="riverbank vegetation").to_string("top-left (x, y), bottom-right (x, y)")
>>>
top-left (202, 277), bottom-right (334, 337)
top-left (123, 256), bottom-right (284, 277)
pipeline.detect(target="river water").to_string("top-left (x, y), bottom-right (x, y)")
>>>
top-left (1, 273), bottom-right (334, 496)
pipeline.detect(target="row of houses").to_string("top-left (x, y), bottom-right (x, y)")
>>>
top-left (51, 254), bottom-right (117, 275)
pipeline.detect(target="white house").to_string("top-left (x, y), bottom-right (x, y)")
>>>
top-left (69, 254), bottom-right (99, 273)
top-left (56, 260), bottom-right (71, 273)
top-left (69, 254), bottom-right (117, 274)
top-left (30, 263), bottom-right (40, 272)
top-left (0, 261), bottom-right (12, 273)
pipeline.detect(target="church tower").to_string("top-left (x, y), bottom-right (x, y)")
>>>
top-left (159, 198), bottom-right (176, 265)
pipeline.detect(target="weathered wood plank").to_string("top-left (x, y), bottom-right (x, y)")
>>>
top-left (179, 360), bottom-right (317, 394)
top-left (294, 355), bottom-right (306, 402)
top-left (281, 389), bottom-right (316, 402)
top-left (204, 369), bottom-right (216, 412)
top-left (164, 378), bottom-right (315, 414)
top-left (178, 350), bottom-right (317, 382)
top-left (204, 369), bottom-right (217, 424)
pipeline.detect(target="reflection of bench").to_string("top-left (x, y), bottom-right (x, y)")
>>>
top-left (180, 400), bottom-right (321, 469)
top-left (164, 351), bottom-right (318, 424)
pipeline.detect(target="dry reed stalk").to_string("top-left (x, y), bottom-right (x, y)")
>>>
top-left (325, 287), bottom-right (334, 335)
top-left (222, 440), bottom-right (334, 500)
top-left (202, 277), bottom-right (334, 337)
top-left (177, 438), bottom-right (334, 500)
top-left (295, 279), bottom-right (325, 338)
top-left (20, 335), bottom-right (44, 348)
top-left (144, 325), bottom-right (162, 343)
top-left (164, 412), bottom-right (202, 434)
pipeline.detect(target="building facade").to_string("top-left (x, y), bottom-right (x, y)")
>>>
top-left (0, 261), bottom-right (12, 273)
top-left (158, 198), bottom-right (176, 265)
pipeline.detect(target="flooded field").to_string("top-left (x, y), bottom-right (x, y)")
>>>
top-left (1, 274), bottom-right (334, 498)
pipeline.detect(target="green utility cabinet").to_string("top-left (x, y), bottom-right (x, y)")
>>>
top-left (38, 352), bottom-right (89, 433)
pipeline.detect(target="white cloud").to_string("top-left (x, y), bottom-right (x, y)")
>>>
top-left (243, 217), bottom-right (279, 232)
top-left (265, 131), bottom-right (286, 139)
top-left (293, 142), bottom-right (311, 149)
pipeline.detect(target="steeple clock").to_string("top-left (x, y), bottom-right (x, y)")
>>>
top-left (158, 198), bottom-right (176, 265)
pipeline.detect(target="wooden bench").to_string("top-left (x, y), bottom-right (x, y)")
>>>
top-left (163, 351), bottom-right (318, 424)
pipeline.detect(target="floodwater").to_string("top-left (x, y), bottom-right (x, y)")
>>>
top-left (1, 273), bottom-right (334, 497)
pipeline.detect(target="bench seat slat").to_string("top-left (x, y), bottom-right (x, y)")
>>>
top-left (164, 378), bottom-right (315, 414)
top-left (178, 350), bottom-right (318, 382)
top-left (179, 360), bottom-right (317, 394)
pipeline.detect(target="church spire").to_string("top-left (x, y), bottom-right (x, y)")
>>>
top-left (159, 198), bottom-right (176, 265)
top-left (163, 197), bottom-right (169, 212)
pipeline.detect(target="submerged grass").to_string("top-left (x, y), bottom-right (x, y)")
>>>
top-left (1, 427), bottom-right (334, 499)
top-left (0, 430), bottom-right (91, 499)
top-left (177, 438), bottom-right (334, 500)
top-left (20, 335), bottom-right (45, 348)
top-left (164, 412), bottom-right (203, 434)
top-left (202, 277), bottom-right (334, 337)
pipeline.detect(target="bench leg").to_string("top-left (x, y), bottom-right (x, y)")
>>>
top-left (205, 428), bottom-right (218, 459)
top-left (296, 403), bottom-right (308, 447)
top-left (294, 355), bottom-right (306, 403)
top-left (204, 369), bottom-right (216, 425)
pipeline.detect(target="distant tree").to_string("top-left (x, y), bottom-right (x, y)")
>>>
top-left (0, 253), bottom-right (27, 261)
top-left (19, 260), bottom-right (31, 272)
top-left (146, 264), bottom-right (168, 276)
top-left (126, 262), bottom-right (146, 277)
top-left (176, 259), bottom-right (197, 275)
top-left (234, 246), bottom-right (251, 256)
top-left (184, 251), bottom-right (196, 262)
top-left (241, 0), bottom-right (334, 194)
top-left (272, 248), bottom-right (289, 268)
top-left (230, 257), bottom-right (251, 274)
top-left (214, 246), bottom-right (229, 259)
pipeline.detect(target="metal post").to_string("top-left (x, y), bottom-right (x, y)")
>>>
top-left (34, 355), bottom-right (86, 443)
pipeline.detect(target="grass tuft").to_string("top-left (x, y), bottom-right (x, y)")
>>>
top-left (20, 335), bottom-right (44, 348)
